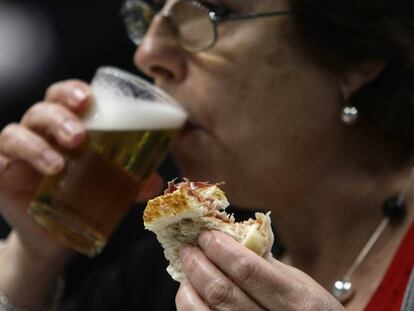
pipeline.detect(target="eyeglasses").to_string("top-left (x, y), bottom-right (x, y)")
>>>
top-left (121, 0), bottom-right (292, 53)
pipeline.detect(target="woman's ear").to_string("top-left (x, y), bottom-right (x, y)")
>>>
top-left (339, 60), bottom-right (386, 97)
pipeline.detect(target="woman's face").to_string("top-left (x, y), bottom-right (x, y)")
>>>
top-left (134, 0), bottom-right (343, 209)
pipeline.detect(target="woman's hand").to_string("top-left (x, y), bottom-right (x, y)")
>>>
top-left (176, 230), bottom-right (345, 311)
top-left (0, 79), bottom-right (164, 309)
top-left (0, 80), bottom-right (92, 261)
top-left (0, 80), bottom-right (93, 309)
top-left (0, 78), bottom-right (163, 260)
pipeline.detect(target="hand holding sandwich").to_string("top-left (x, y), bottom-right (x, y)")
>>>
top-left (145, 180), bottom-right (345, 311)
top-left (176, 230), bottom-right (345, 311)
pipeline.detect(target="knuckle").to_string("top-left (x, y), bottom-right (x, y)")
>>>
top-left (1, 123), bottom-right (19, 140)
top-left (24, 103), bottom-right (72, 128)
top-left (46, 80), bottom-right (91, 110)
top-left (175, 290), bottom-right (188, 311)
top-left (175, 289), bottom-right (184, 309)
top-left (182, 254), bottom-right (198, 277)
top-left (62, 79), bottom-right (90, 96)
top-left (66, 79), bottom-right (89, 89)
top-left (204, 278), bottom-right (232, 307)
top-left (45, 79), bottom-right (87, 98)
top-left (205, 233), bottom-right (224, 256)
top-left (45, 83), bottom-right (60, 99)
top-left (280, 283), bottom-right (316, 311)
top-left (0, 124), bottom-right (35, 157)
top-left (233, 257), bottom-right (257, 284)
top-left (2, 124), bottom-right (41, 153)
top-left (21, 102), bottom-right (44, 122)
top-left (30, 102), bottom-right (48, 114)
top-left (175, 287), bottom-right (197, 311)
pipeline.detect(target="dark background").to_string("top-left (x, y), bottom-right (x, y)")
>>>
top-left (0, 0), bottom-right (138, 128)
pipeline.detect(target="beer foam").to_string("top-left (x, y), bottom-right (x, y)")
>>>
top-left (84, 82), bottom-right (187, 130)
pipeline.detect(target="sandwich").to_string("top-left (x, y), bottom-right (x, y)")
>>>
top-left (143, 179), bottom-right (274, 282)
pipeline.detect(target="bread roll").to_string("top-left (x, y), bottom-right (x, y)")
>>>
top-left (144, 179), bottom-right (274, 282)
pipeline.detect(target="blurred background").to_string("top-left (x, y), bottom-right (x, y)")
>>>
top-left (0, 0), bottom-right (137, 127)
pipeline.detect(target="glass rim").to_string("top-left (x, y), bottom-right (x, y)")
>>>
top-left (94, 66), bottom-right (185, 110)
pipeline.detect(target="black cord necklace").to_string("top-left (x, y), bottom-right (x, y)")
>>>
top-left (331, 178), bottom-right (409, 304)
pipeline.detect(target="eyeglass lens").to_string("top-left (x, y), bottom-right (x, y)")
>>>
top-left (169, 1), bottom-right (216, 52)
top-left (123, 0), bottom-right (155, 45)
top-left (123, 0), bottom-right (216, 52)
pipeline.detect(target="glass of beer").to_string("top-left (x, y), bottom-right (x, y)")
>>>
top-left (28, 67), bottom-right (187, 256)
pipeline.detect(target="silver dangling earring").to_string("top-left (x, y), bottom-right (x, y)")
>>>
top-left (341, 106), bottom-right (359, 125)
top-left (340, 84), bottom-right (359, 125)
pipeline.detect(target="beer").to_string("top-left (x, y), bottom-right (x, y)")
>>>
top-left (29, 67), bottom-right (187, 256)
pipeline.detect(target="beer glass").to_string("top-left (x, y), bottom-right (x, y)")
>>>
top-left (28, 67), bottom-right (187, 256)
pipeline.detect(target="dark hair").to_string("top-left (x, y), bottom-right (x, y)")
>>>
top-left (290, 0), bottom-right (414, 147)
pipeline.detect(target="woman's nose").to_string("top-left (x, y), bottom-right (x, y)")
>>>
top-left (134, 15), bottom-right (187, 83)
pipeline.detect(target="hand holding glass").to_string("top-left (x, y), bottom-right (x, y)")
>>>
top-left (28, 67), bottom-right (187, 256)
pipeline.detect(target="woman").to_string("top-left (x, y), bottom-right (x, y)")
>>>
top-left (0, 0), bottom-right (413, 310)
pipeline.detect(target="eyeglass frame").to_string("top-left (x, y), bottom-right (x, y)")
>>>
top-left (122, 0), bottom-right (293, 53)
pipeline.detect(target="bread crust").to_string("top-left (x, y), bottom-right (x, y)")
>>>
top-left (143, 180), bottom-right (274, 282)
top-left (144, 187), bottom-right (191, 224)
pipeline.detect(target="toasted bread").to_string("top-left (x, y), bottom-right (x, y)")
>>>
top-left (144, 179), bottom-right (274, 282)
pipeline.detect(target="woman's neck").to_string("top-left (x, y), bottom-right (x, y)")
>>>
top-left (271, 165), bottom-right (414, 290)
top-left (345, 208), bottom-right (414, 310)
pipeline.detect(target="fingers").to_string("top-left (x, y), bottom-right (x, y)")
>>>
top-left (191, 233), bottom-right (344, 311)
top-left (45, 80), bottom-right (92, 113)
top-left (32, 79), bottom-right (90, 145)
top-left (197, 230), bottom-right (289, 310)
top-left (0, 123), bottom-right (64, 175)
top-left (0, 80), bottom-right (90, 177)
top-left (21, 103), bottom-right (85, 148)
top-left (180, 245), bottom-right (266, 311)
top-left (176, 281), bottom-right (211, 311)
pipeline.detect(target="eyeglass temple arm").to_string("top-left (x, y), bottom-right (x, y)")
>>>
top-left (211, 11), bottom-right (292, 22)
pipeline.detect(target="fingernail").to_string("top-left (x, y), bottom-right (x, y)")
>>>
top-left (41, 150), bottom-right (64, 173)
top-left (70, 88), bottom-right (90, 105)
top-left (198, 231), bottom-right (213, 250)
top-left (62, 120), bottom-right (84, 139)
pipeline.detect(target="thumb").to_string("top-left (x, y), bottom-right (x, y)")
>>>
top-left (135, 173), bottom-right (164, 203)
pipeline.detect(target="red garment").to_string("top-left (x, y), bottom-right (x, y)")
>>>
top-left (364, 222), bottom-right (414, 311)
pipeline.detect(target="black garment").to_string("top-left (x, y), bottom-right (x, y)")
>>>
top-left (60, 205), bottom-right (179, 311)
